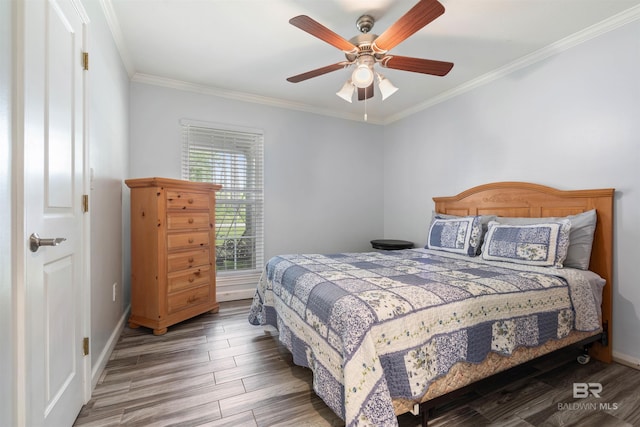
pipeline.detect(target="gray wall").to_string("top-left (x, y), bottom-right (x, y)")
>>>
top-left (129, 83), bottom-right (385, 260)
top-left (382, 19), bottom-right (640, 363)
top-left (6, 8), bottom-right (637, 424)
top-left (83, 0), bottom-right (131, 374)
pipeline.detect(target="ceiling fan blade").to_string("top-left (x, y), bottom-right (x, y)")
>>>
top-left (357, 83), bottom-right (374, 101)
top-left (286, 62), bottom-right (350, 83)
top-left (372, 0), bottom-right (445, 54)
top-left (289, 15), bottom-right (358, 54)
top-left (380, 55), bottom-right (453, 76)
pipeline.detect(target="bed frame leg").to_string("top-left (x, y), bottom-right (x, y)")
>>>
top-left (421, 409), bottom-right (429, 427)
top-left (413, 404), bottom-right (430, 427)
top-left (601, 321), bottom-right (609, 346)
top-left (410, 403), bottom-right (430, 426)
top-left (577, 344), bottom-right (592, 365)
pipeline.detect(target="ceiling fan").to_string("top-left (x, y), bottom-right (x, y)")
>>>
top-left (286, 0), bottom-right (454, 103)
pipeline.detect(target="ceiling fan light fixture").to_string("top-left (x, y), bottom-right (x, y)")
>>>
top-left (351, 57), bottom-right (374, 88)
top-left (377, 73), bottom-right (398, 100)
top-left (352, 65), bottom-right (374, 88)
top-left (286, 3), bottom-right (453, 104)
top-left (336, 80), bottom-right (355, 103)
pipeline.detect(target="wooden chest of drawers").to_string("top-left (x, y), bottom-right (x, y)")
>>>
top-left (125, 177), bottom-right (221, 335)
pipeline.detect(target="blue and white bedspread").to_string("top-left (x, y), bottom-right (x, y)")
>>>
top-left (248, 248), bottom-right (601, 426)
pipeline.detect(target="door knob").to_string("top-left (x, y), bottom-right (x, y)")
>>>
top-left (29, 233), bottom-right (66, 253)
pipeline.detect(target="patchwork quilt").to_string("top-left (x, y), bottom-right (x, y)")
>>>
top-left (248, 249), bottom-right (601, 427)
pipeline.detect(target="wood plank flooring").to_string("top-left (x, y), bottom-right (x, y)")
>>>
top-left (74, 300), bottom-right (640, 427)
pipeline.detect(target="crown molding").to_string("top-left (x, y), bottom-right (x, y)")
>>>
top-left (103, 2), bottom-right (640, 126)
top-left (383, 4), bottom-right (640, 125)
top-left (131, 73), bottom-right (386, 125)
top-left (100, 0), bottom-right (135, 77)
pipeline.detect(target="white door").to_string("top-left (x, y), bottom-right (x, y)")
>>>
top-left (22, 0), bottom-right (89, 425)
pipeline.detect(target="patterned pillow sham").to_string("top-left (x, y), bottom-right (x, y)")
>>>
top-left (481, 219), bottom-right (571, 267)
top-left (426, 216), bottom-right (482, 256)
top-left (494, 210), bottom-right (596, 270)
top-left (433, 211), bottom-right (497, 234)
top-left (433, 212), bottom-right (497, 254)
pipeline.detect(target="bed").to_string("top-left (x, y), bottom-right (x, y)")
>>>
top-left (248, 182), bottom-right (614, 426)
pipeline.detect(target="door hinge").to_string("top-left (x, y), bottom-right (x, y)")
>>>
top-left (82, 52), bottom-right (89, 71)
top-left (83, 337), bottom-right (89, 356)
top-left (82, 194), bottom-right (89, 213)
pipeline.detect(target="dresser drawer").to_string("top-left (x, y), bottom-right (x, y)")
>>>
top-left (168, 266), bottom-right (210, 293)
top-left (167, 248), bottom-right (210, 272)
top-left (167, 284), bottom-right (210, 314)
top-left (166, 191), bottom-right (209, 210)
top-left (167, 212), bottom-right (210, 230)
top-left (167, 231), bottom-right (209, 250)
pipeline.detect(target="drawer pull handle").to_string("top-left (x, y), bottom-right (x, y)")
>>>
top-left (188, 218), bottom-right (194, 224)
top-left (188, 238), bottom-right (194, 243)
top-left (188, 277), bottom-right (194, 283)
top-left (188, 198), bottom-right (194, 204)
top-left (187, 295), bottom-right (199, 303)
top-left (188, 257), bottom-right (194, 263)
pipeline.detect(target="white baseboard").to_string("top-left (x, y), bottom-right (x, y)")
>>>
top-left (217, 288), bottom-right (255, 302)
top-left (216, 272), bottom-right (260, 302)
top-left (88, 289), bottom-right (254, 392)
top-left (88, 288), bottom-right (252, 392)
top-left (612, 350), bottom-right (640, 370)
top-left (91, 304), bottom-right (130, 390)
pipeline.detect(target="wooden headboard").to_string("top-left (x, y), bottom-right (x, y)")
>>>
top-left (433, 182), bottom-right (614, 363)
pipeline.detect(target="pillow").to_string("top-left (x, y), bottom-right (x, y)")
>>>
top-left (433, 211), bottom-right (497, 235)
top-left (426, 216), bottom-right (482, 256)
top-left (481, 219), bottom-right (571, 267)
top-left (495, 210), bottom-right (596, 270)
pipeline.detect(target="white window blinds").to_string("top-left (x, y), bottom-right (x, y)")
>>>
top-left (181, 121), bottom-right (264, 276)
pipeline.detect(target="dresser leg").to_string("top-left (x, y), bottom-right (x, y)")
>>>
top-left (153, 327), bottom-right (168, 335)
top-left (128, 321), bottom-right (140, 329)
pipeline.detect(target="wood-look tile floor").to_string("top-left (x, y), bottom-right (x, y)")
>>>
top-left (75, 300), bottom-right (640, 427)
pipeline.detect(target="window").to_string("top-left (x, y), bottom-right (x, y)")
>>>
top-left (181, 120), bottom-right (264, 283)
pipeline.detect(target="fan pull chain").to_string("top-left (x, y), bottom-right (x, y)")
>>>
top-left (364, 95), bottom-right (368, 121)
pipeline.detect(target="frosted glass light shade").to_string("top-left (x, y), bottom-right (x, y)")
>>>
top-left (336, 80), bottom-right (354, 103)
top-left (377, 74), bottom-right (398, 100)
top-left (352, 64), bottom-right (374, 88)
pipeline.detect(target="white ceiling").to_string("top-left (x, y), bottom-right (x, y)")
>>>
top-left (105, 0), bottom-right (640, 124)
